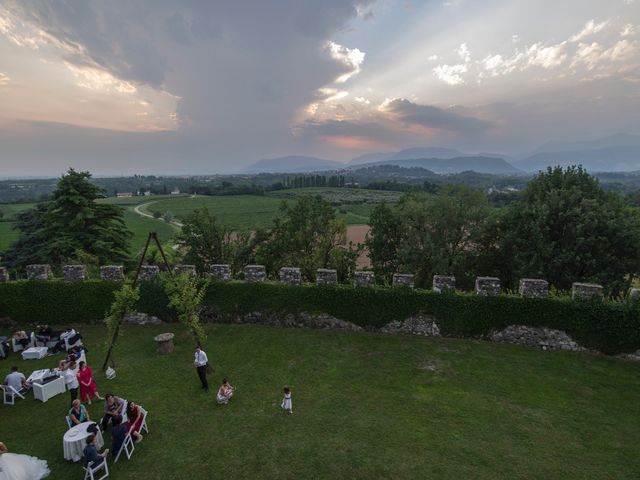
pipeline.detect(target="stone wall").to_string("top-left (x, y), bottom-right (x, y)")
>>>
top-left (475, 277), bottom-right (501, 296)
top-left (381, 313), bottom-right (440, 336)
top-left (393, 273), bottom-right (414, 288)
top-left (63, 265), bottom-right (87, 282)
top-left (519, 279), bottom-right (549, 298)
top-left (278, 267), bottom-right (301, 285)
top-left (139, 265), bottom-right (159, 281)
top-left (316, 269), bottom-right (337, 285)
top-left (244, 265), bottom-right (266, 283)
top-left (572, 282), bottom-right (603, 300)
top-left (433, 275), bottom-right (455, 293)
top-left (174, 264), bottom-right (197, 277)
top-left (354, 271), bottom-right (375, 287)
top-left (100, 266), bottom-right (124, 281)
top-left (26, 264), bottom-right (51, 281)
top-left (208, 264), bottom-right (231, 282)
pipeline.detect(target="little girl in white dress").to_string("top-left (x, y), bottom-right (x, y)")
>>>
top-left (0, 442), bottom-right (50, 480)
top-left (281, 386), bottom-right (292, 414)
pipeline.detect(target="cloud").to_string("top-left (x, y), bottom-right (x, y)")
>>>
top-left (382, 98), bottom-right (490, 133)
top-left (0, 72), bottom-right (9, 85)
top-left (326, 40), bottom-right (366, 83)
top-left (433, 63), bottom-right (468, 85)
top-left (570, 20), bottom-right (609, 43)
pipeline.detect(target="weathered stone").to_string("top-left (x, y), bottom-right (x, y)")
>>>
top-left (244, 264), bottom-right (266, 283)
top-left (278, 267), bottom-right (301, 285)
top-left (207, 264), bottom-right (231, 282)
top-left (629, 288), bottom-right (640, 301)
top-left (0, 267), bottom-right (9, 282)
top-left (26, 264), bottom-right (51, 281)
top-left (489, 325), bottom-right (584, 351)
top-left (100, 265), bottom-right (124, 281)
top-left (475, 276), bottom-right (501, 296)
top-left (199, 307), bottom-right (362, 332)
top-left (174, 264), bottom-right (197, 277)
top-left (381, 313), bottom-right (441, 336)
top-left (139, 265), bottom-right (160, 281)
top-left (572, 282), bottom-right (603, 300)
top-left (154, 332), bottom-right (175, 355)
top-left (616, 349), bottom-right (640, 362)
top-left (433, 275), bottom-right (455, 293)
top-left (122, 312), bottom-right (162, 325)
top-left (354, 271), bottom-right (375, 287)
top-left (519, 278), bottom-right (549, 298)
top-left (393, 273), bottom-right (414, 288)
top-left (316, 269), bottom-right (337, 285)
top-left (62, 264), bottom-right (87, 282)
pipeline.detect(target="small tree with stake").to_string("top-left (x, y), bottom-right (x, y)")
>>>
top-left (163, 274), bottom-right (208, 344)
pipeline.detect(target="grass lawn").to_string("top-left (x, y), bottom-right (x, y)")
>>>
top-left (1, 324), bottom-right (639, 479)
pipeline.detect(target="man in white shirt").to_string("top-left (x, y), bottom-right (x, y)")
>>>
top-left (3, 366), bottom-right (29, 394)
top-left (62, 362), bottom-right (79, 403)
top-left (193, 344), bottom-right (209, 392)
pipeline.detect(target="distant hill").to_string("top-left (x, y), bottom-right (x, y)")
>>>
top-left (353, 156), bottom-right (521, 175)
top-left (349, 152), bottom-right (394, 165)
top-left (533, 133), bottom-right (640, 154)
top-left (517, 146), bottom-right (640, 172)
top-left (244, 156), bottom-right (344, 173)
top-left (388, 147), bottom-right (465, 161)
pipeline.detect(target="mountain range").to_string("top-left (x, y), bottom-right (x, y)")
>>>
top-left (245, 133), bottom-right (640, 175)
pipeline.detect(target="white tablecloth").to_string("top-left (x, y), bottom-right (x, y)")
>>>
top-left (27, 369), bottom-right (51, 384)
top-left (33, 376), bottom-right (66, 402)
top-left (21, 347), bottom-right (48, 360)
top-left (63, 422), bottom-right (104, 462)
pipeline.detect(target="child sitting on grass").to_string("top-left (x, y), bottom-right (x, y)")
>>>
top-left (281, 386), bottom-right (292, 414)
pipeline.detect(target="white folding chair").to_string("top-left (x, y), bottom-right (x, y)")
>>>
top-left (83, 458), bottom-right (109, 480)
top-left (66, 415), bottom-right (73, 429)
top-left (138, 406), bottom-right (149, 434)
top-left (114, 433), bottom-right (135, 463)
top-left (11, 333), bottom-right (35, 353)
top-left (1, 385), bottom-right (26, 405)
top-left (64, 331), bottom-right (83, 351)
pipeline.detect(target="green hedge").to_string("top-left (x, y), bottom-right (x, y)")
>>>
top-left (1, 280), bottom-right (639, 354)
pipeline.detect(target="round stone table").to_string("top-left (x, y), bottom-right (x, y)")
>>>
top-left (154, 332), bottom-right (175, 355)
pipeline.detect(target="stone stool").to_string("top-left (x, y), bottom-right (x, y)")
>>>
top-left (154, 333), bottom-right (175, 355)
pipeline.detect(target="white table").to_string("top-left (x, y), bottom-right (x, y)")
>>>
top-left (21, 346), bottom-right (48, 360)
top-left (27, 369), bottom-right (51, 384)
top-left (33, 376), bottom-right (66, 402)
top-left (63, 422), bottom-right (104, 462)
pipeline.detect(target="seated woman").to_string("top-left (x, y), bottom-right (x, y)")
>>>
top-left (101, 393), bottom-right (125, 431)
top-left (68, 399), bottom-right (91, 426)
top-left (216, 378), bottom-right (235, 405)
top-left (12, 330), bottom-right (30, 349)
top-left (125, 401), bottom-right (144, 443)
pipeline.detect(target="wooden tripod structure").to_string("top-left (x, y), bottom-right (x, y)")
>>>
top-left (102, 232), bottom-right (173, 371)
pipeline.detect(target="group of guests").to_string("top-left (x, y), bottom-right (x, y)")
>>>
top-left (193, 344), bottom-right (293, 413)
top-left (58, 354), bottom-right (102, 405)
top-left (80, 393), bottom-right (145, 469)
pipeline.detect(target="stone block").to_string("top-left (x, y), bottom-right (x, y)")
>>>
top-left (572, 282), bottom-right (603, 300)
top-left (174, 264), bottom-right (197, 277)
top-left (433, 275), bottom-right (455, 293)
top-left (475, 276), bottom-right (501, 296)
top-left (629, 288), bottom-right (640, 301)
top-left (354, 271), bottom-right (375, 287)
top-left (278, 267), bottom-right (301, 285)
top-left (393, 273), bottom-right (414, 288)
top-left (316, 269), bottom-right (337, 285)
top-left (244, 265), bottom-right (266, 283)
top-left (26, 264), bottom-right (51, 281)
top-left (207, 264), bottom-right (231, 282)
top-left (62, 265), bottom-right (87, 282)
top-left (519, 278), bottom-right (549, 298)
top-left (0, 267), bottom-right (9, 282)
top-left (139, 265), bottom-right (160, 281)
top-left (100, 266), bottom-right (124, 281)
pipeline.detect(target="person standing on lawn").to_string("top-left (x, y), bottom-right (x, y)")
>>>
top-left (194, 344), bottom-right (209, 392)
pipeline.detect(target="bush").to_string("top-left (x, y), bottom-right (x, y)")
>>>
top-left (1, 281), bottom-right (638, 354)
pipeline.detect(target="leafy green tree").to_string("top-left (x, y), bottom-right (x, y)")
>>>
top-left (4, 169), bottom-right (131, 268)
top-left (164, 274), bottom-right (208, 343)
top-left (163, 211), bottom-right (174, 223)
top-left (493, 166), bottom-right (640, 295)
top-left (367, 187), bottom-right (491, 288)
top-left (256, 196), bottom-right (357, 281)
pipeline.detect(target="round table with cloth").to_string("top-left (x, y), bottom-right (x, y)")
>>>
top-left (62, 422), bottom-right (104, 462)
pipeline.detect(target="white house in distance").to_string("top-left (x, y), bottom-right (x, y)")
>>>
top-left (170, 188), bottom-right (181, 195)
top-left (116, 192), bottom-right (133, 198)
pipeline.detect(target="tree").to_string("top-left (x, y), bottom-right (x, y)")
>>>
top-left (493, 166), bottom-right (640, 295)
top-left (366, 187), bottom-right (491, 288)
top-left (256, 196), bottom-right (358, 281)
top-left (163, 211), bottom-right (174, 223)
top-left (163, 274), bottom-right (208, 343)
top-left (4, 169), bottom-right (131, 268)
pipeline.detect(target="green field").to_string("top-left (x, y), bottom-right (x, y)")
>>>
top-left (2, 324), bottom-right (639, 479)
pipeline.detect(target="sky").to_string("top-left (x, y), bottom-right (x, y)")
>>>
top-left (0, 0), bottom-right (639, 175)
